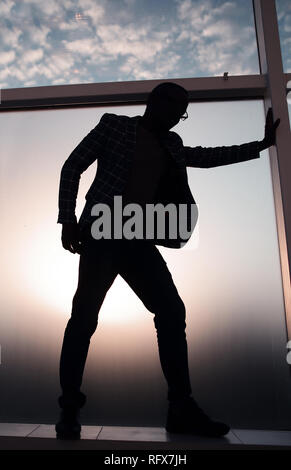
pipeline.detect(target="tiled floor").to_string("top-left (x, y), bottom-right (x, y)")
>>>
top-left (0, 423), bottom-right (291, 450)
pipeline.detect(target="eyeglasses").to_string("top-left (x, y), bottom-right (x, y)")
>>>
top-left (180, 111), bottom-right (188, 121)
top-left (152, 93), bottom-right (188, 121)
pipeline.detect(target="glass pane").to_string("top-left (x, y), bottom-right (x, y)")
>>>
top-left (0, 0), bottom-right (260, 89)
top-left (276, 0), bottom-right (291, 72)
top-left (288, 80), bottom-right (291, 129)
top-left (0, 100), bottom-right (289, 429)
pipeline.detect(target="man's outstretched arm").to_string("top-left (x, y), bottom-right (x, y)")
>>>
top-left (57, 113), bottom-right (110, 253)
top-left (183, 108), bottom-right (280, 168)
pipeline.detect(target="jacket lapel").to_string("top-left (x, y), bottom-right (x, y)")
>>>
top-left (124, 115), bottom-right (140, 171)
top-left (161, 134), bottom-right (185, 169)
top-left (127, 115), bottom-right (184, 169)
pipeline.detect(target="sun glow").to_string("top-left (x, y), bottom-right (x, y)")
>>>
top-left (16, 223), bottom-right (148, 325)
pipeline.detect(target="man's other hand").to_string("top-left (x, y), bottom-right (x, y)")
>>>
top-left (261, 108), bottom-right (281, 149)
top-left (61, 222), bottom-right (82, 254)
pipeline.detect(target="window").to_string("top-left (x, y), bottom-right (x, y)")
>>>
top-left (0, 0), bottom-right (260, 89)
top-left (275, 0), bottom-right (291, 72)
top-left (0, 100), bottom-right (287, 427)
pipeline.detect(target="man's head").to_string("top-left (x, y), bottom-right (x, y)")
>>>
top-left (144, 82), bottom-right (189, 133)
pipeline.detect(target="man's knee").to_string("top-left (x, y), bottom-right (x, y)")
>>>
top-left (67, 287), bottom-right (105, 338)
top-left (65, 315), bottom-right (98, 339)
top-left (153, 296), bottom-right (186, 330)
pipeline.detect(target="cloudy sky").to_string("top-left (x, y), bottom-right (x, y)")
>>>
top-left (0, 0), bottom-right (290, 89)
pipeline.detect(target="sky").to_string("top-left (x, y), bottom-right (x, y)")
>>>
top-left (0, 0), bottom-right (290, 89)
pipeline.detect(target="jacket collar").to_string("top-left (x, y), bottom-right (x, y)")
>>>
top-left (128, 115), bottom-right (183, 167)
top-left (131, 115), bottom-right (168, 139)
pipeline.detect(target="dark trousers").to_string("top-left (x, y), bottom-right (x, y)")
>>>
top-left (58, 231), bottom-right (193, 409)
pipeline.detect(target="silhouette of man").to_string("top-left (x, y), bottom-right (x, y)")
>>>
top-left (55, 82), bottom-right (280, 439)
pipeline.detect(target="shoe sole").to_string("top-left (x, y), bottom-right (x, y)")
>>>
top-left (56, 432), bottom-right (81, 440)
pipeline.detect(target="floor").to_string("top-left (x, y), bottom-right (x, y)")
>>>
top-left (0, 423), bottom-right (291, 450)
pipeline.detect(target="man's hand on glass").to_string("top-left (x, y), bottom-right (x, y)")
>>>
top-left (61, 222), bottom-right (82, 254)
top-left (258, 107), bottom-right (281, 151)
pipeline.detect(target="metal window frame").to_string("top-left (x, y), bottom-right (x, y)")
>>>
top-left (253, 0), bottom-right (291, 343)
top-left (1, 0), bottom-right (291, 338)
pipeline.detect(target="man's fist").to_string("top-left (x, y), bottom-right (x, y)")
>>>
top-left (260, 108), bottom-right (281, 150)
top-left (61, 222), bottom-right (82, 254)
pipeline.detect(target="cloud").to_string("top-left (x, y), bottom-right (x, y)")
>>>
top-left (0, 26), bottom-right (22, 48)
top-left (79, 0), bottom-right (105, 26)
top-left (22, 48), bottom-right (44, 64)
top-left (119, 49), bottom-right (181, 81)
top-left (58, 21), bottom-right (80, 31)
top-left (0, 50), bottom-right (16, 65)
top-left (21, 0), bottom-right (61, 17)
top-left (45, 53), bottom-right (75, 76)
top-left (283, 14), bottom-right (291, 33)
top-left (0, 0), bottom-right (14, 16)
top-left (2, 0), bottom-right (288, 87)
top-left (174, 0), bottom-right (259, 76)
top-left (62, 38), bottom-right (102, 56)
top-left (96, 24), bottom-right (166, 62)
top-left (29, 26), bottom-right (51, 47)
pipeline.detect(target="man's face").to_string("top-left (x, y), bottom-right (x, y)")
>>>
top-left (147, 89), bottom-right (188, 132)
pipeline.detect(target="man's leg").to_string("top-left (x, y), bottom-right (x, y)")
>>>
top-left (116, 240), bottom-right (230, 437)
top-left (117, 240), bottom-right (193, 403)
top-left (58, 238), bottom-right (118, 408)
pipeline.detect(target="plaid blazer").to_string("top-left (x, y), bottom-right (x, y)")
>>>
top-left (57, 112), bottom-right (261, 249)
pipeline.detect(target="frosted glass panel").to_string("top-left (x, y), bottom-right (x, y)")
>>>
top-left (0, 100), bottom-right (290, 429)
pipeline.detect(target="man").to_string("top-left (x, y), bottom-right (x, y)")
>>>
top-left (56, 82), bottom-right (280, 440)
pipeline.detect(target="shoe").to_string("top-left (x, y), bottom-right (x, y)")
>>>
top-left (55, 406), bottom-right (81, 440)
top-left (165, 397), bottom-right (230, 438)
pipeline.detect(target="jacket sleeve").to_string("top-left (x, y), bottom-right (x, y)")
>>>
top-left (57, 113), bottom-right (110, 224)
top-left (177, 132), bottom-right (261, 168)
